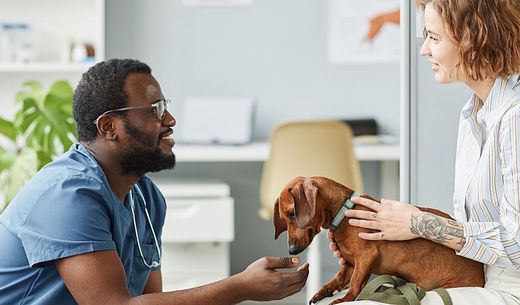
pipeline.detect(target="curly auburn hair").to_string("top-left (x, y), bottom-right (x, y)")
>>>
top-left (73, 59), bottom-right (152, 143)
top-left (420, 0), bottom-right (520, 81)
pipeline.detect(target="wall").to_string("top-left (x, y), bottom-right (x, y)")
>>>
top-left (106, 0), bottom-right (400, 139)
top-left (411, 43), bottom-right (470, 212)
top-left (106, 0), bottom-right (402, 279)
top-left (401, 0), bottom-right (471, 214)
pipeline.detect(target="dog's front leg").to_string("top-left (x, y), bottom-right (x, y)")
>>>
top-left (309, 264), bottom-right (354, 304)
top-left (332, 257), bottom-right (376, 304)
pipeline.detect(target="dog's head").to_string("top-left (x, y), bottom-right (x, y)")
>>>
top-left (273, 176), bottom-right (322, 255)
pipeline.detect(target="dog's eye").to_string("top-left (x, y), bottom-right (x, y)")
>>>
top-left (289, 211), bottom-right (296, 220)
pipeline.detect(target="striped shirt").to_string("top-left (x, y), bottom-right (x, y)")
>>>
top-left (453, 74), bottom-right (520, 270)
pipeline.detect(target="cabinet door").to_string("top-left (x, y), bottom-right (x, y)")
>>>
top-left (161, 242), bottom-right (230, 291)
top-left (162, 197), bottom-right (234, 242)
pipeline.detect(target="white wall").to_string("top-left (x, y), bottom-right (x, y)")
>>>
top-left (106, 0), bottom-right (401, 140)
top-left (405, 5), bottom-right (471, 215)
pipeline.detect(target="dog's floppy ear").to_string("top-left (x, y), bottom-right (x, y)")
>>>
top-left (273, 198), bottom-right (287, 239)
top-left (292, 178), bottom-right (318, 228)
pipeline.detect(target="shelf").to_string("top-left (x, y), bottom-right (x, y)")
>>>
top-left (173, 140), bottom-right (400, 162)
top-left (0, 62), bottom-right (96, 72)
top-left (0, 0), bottom-right (105, 72)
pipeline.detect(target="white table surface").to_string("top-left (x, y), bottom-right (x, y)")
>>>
top-left (173, 141), bottom-right (400, 162)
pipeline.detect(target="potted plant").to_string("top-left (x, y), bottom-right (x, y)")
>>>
top-left (0, 80), bottom-right (76, 211)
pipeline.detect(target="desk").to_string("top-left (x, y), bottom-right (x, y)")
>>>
top-left (174, 141), bottom-right (400, 162)
top-left (172, 141), bottom-right (400, 301)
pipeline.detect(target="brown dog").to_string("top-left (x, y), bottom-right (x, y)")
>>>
top-left (273, 176), bottom-right (484, 304)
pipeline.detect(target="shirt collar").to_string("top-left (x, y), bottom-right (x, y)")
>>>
top-left (73, 143), bottom-right (112, 187)
top-left (462, 75), bottom-right (520, 125)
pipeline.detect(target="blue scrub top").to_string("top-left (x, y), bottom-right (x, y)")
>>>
top-left (0, 144), bottom-right (167, 305)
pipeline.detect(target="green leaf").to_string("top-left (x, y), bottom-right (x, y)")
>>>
top-left (16, 80), bottom-right (76, 151)
top-left (17, 110), bottom-right (39, 134)
top-left (15, 80), bottom-right (44, 108)
top-left (2, 147), bottom-right (38, 204)
top-left (49, 80), bottom-right (73, 98)
top-left (0, 79), bottom-right (77, 208)
top-left (0, 150), bottom-right (16, 172)
top-left (0, 117), bottom-right (16, 141)
top-left (36, 150), bottom-right (52, 170)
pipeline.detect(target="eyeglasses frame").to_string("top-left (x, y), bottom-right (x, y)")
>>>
top-left (92, 99), bottom-right (172, 124)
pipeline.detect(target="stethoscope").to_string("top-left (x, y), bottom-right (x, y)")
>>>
top-left (129, 185), bottom-right (161, 268)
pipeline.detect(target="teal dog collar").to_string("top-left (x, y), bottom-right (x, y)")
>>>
top-left (330, 191), bottom-right (360, 231)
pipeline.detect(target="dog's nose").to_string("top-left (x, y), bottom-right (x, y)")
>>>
top-left (288, 243), bottom-right (302, 255)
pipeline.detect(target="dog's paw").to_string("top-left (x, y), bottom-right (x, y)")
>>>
top-left (331, 293), bottom-right (356, 304)
top-left (309, 287), bottom-right (335, 304)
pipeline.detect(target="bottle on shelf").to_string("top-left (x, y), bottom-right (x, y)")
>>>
top-left (0, 22), bottom-right (33, 64)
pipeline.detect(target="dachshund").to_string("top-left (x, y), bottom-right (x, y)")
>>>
top-left (273, 176), bottom-right (484, 304)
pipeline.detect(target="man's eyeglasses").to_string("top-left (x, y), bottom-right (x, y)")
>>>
top-left (93, 99), bottom-right (172, 124)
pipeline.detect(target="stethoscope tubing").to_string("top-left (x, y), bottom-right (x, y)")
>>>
top-left (129, 185), bottom-right (161, 268)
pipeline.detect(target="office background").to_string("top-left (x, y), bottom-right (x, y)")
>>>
top-left (0, 0), bottom-right (477, 301)
top-left (105, 0), bottom-right (401, 278)
top-left (0, 0), bottom-right (409, 290)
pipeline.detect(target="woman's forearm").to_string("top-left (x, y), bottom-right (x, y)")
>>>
top-left (410, 212), bottom-right (466, 251)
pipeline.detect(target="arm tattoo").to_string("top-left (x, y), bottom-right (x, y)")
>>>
top-left (410, 213), bottom-right (466, 246)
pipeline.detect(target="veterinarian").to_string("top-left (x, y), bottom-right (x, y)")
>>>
top-left (330, 0), bottom-right (520, 304)
top-left (0, 58), bottom-right (309, 305)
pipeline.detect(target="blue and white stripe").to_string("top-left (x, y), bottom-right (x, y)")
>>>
top-left (454, 74), bottom-right (520, 270)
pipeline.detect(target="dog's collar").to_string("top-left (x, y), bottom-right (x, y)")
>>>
top-left (330, 191), bottom-right (360, 231)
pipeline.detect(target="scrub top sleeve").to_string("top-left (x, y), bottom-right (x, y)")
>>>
top-left (18, 176), bottom-right (116, 268)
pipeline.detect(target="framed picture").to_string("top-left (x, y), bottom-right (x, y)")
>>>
top-left (328, 0), bottom-right (401, 64)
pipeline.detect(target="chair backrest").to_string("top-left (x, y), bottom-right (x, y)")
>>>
top-left (258, 120), bottom-right (364, 220)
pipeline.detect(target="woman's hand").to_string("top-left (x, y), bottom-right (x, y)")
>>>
top-left (327, 197), bottom-right (425, 265)
top-left (346, 197), bottom-right (423, 241)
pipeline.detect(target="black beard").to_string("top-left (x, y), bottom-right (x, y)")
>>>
top-left (120, 117), bottom-right (176, 176)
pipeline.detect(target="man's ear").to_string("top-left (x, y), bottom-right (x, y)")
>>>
top-left (273, 198), bottom-right (287, 239)
top-left (96, 116), bottom-right (118, 140)
top-left (292, 178), bottom-right (318, 228)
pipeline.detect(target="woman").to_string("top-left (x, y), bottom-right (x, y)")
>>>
top-left (329, 0), bottom-right (520, 304)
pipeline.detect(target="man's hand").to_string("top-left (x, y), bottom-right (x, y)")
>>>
top-left (58, 252), bottom-right (308, 305)
top-left (236, 256), bottom-right (309, 302)
top-left (327, 230), bottom-right (346, 265)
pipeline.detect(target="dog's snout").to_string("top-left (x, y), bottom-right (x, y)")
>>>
top-left (288, 243), bottom-right (302, 255)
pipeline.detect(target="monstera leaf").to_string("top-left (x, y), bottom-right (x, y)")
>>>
top-left (0, 148), bottom-right (38, 203)
top-left (0, 80), bottom-right (76, 210)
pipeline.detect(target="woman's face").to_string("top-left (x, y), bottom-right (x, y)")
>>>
top-left (420, 4), bottom-right (461, 84)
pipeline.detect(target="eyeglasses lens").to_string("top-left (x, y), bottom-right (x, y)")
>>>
top-left (156, 99), bottom-right (172, 120)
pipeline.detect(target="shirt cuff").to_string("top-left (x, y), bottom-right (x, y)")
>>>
top-left (456, 222), bottom-right (476, 257)
top-left (29, 240), bottom-right (116, 268)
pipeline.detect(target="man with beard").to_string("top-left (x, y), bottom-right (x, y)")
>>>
top-left (0, 59), bottom-right (309, 305)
